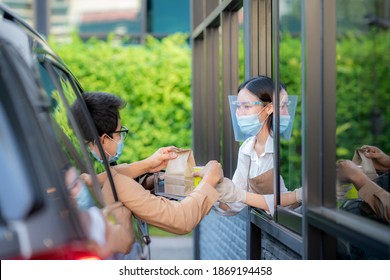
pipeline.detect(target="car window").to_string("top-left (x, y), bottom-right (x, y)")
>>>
top-left (0, 101), bottom-right (36, 220)
top-left (36, 59), bottom-right (104, 206)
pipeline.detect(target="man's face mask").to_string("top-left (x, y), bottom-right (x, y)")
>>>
top-left (90, 148), bottom-right (104, 164)
top-left (106, 137), bottom-right (124, 163)
top-left (90, 126), bottom-right (128, 164)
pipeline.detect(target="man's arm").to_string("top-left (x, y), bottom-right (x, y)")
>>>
top-left (82, 146), bottom-right (179, 186)
top-left (338, 159), bottom-right (390, 223)
top-left (359, 180), bottom-right (390, 223)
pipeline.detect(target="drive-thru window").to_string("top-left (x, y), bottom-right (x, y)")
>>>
top-left (191, 0), bottom-right (390, 259)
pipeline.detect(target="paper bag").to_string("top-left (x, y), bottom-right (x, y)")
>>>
top-left (164, 148), bottom-right (196, 196)
top-left (352, 147), bottom-right (378, 180)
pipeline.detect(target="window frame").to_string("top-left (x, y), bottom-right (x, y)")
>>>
top-left (191, 0), bottom-right (390, 259)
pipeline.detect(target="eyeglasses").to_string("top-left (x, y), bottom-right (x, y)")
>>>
top-left (113, 125), bottom-right (129, 141)
top-left (232, 100), bottom-right (266, 112)
top-left (280, 100), bottom-right (291, 111)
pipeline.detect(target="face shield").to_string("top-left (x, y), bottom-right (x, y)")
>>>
top-left (229, 95), bottom-right (261, 141)
top-left (278, 95), bottom-right (298, 141)
top-left (228, 95), bottom-right (298, 142)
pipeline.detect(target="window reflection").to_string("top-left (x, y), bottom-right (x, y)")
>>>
top-left (335, 0), bottom-right (390, 259)
top-left (279, 0), bottom-right (302, 207)
top-left (37, 61), bottom-right (101, 206)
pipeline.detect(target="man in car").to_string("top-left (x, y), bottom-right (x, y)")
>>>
top-left (70, 91), bottom-right (223, 254)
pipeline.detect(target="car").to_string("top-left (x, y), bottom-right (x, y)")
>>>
top-left (0, 3), bottom-right (150, 260)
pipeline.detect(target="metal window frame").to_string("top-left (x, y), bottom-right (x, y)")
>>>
top-left (221, 9), bottom-right (240, 178)
top-left (192, 0), bottom-right (390, 260)
top-left (302, 0), bottom-right (390, 259)
top-left (191, 0), bottom-right (306, 260)
top-left (244, 0), bottom-right (272, 79)
top-left (191, 0), bottom-right (242, 171)
top-left (302, 0), bottom-right (337, 259)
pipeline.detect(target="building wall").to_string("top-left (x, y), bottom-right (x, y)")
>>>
top-left (198, 207), bottom-right (301, 260)
top-left (0, 0), bottom-right (70, 37)
top-left (261, 232), bottom-right (301, 260)
top-left (198, 209), bottom-right (247, 260)
top-left (0, 0), bottom-right (189, 41)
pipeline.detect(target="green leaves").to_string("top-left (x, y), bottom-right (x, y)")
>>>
top-left (51, 33), bottom-right (191, 164)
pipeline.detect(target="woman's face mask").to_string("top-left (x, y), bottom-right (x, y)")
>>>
top-left (236, 105), bottom-right (268, 136)
top-left (237, 106), bottom-right (291, 136)
top-left (236, 113), bottom-right (264, 136)
top-left (279, 115), bottom-right (291, 134)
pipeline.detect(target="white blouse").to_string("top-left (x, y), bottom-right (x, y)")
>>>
top-left (226, 135), bottom-right (288, 216)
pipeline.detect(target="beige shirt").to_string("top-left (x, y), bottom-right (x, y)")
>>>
top-left (102, 168), bottom-right (220, 235)
top-left (359, 180), bottom-right (390, 224)
top-left (102, 202), bottom-right (135, 255)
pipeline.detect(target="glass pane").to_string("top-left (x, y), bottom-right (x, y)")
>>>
top-left (335, 0), bottom-right (390, 259)
top-left (238, 7), bottom-right (245, 83)
top-left (279, 0), bottom-right (302, 210)
top-left (37, 61), bottom-right (101, 207)
top-left (0, 102), bottom-right (35, 220)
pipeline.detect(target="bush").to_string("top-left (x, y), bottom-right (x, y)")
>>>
top-left (50, 33), bottom-right (192, 166)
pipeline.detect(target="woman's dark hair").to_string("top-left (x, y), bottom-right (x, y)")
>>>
top-left (70, 92), bottom-right (126, 143)
top-left (237, 75), bottom-right (286, 134)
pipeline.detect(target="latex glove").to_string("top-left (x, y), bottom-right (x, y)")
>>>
top-left (294, 187), bottom-right (303, 203)
top-left (216, 178), bottom-right (246, 203)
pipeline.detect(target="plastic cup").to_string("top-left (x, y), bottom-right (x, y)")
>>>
top-left (193, 166), bottom-right (203, 187)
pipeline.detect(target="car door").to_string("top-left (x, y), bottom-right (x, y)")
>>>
top-left (0, 23), bottom-right (91, 259)
top-left (34, 47), bottom-right (151, 260)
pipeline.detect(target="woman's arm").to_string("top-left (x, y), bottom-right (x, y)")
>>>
top-left (245, 190), bottom-right (299, 211)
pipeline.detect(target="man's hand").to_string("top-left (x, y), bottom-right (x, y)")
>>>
top-left (361, 145), bottom-right (390, 172)
top-left (192, 160), bottom-right (224, 187)
top-left (337, 160), bottom-right (369, 190)
top-left (145, 146), bottom-right (179, 173)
